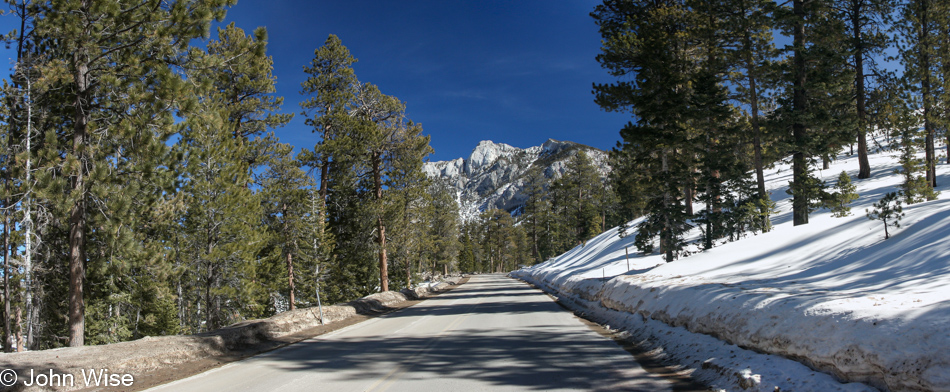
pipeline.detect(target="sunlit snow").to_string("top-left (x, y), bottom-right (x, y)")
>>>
top-left (514, 137), bottom-right (950, 392)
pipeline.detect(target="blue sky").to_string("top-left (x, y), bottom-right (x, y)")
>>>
top-left (219, 0), bottom-right (629, 162)
top-left (0, 1), bottom-right (630, 162)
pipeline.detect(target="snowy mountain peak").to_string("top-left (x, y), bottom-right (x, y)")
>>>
top-left (465, 140), bottom-right (520, 175)
top-left (424, 139), bottom-right (608, 221)
top-left (541, 138), bottom-right (571, 154)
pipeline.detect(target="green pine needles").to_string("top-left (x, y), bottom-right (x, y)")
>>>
top-left (825, 171), bottom-right (859, 217)
top-left (866, 192), bottom-right (904, 239)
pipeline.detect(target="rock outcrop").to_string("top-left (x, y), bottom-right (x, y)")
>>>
top-left (423, 139), bottom-right (608, 220)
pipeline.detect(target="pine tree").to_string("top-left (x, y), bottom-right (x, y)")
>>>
top-left (593, 0), bottom-right (696, 261)
top-left (176, 23), bottom-right (288, 330)
top-left (300, 36), bottom-right (432, 294)
top-left (259, 143), bottom-right (313, 311)
top-left (724, 0), bottom-right (779, 230)
top-left (321, 159), bottom-right (378, 304)
top-left (826, 171), bottom-right (859, 217)
top-left (608, 145), bottom-right (648, 238)
top-left (479, 209), bottom-right (524, 273)
top-left (299, 36), bottom-right (376, 300)
top-left (385, 179), bottom-right (428, 289)
top-left (0, 0), bottom-right (40, 352)
top-left (1, 77), bottom-right (11, 352)
top-left (351, 83), bottom-right (412, 293)
top-left (177, 107), bottom-right (269, 330)
top-left (774, 0), bottom-right (854, 226)
top-left (684, 3), bottom-right (759, 249)
top-left (895, 0), bottom-right (944, 190)
top-left (426, 181), bottom-right (460, 277)
top-left (0, 0), bottom-right (67, 348)
top-left (457, 223), bottom-right (479, 273)
top-left (521, 165), bottom-right (549, 262)
top-left (384, 132), bottom-right (432, 289)
top-left (551, 151), bottom-right (604, 245)
top-left (866, 192), bottom-right (903, 239)
top-left (30, 0), bottom-right (233, 346)
top-left (833, 0), bottom-right (896, 179)
top-left (937, 3), bottom-right (950, 164)
top-left (300, 34), bottom-right (359, 229)
top-left (883, 84), bottom-right (938, 203)
top-left (294, 186), bottom-right (334, 308)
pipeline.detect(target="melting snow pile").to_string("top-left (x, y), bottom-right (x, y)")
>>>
top-left (512, 144), bottom-right (950, 392)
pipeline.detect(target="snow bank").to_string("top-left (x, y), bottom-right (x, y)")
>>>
top-left (513, 144), bottom-right (950, 392)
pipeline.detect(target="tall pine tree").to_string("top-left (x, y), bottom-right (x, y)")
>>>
top-left (32, 0), bottom-right (233, 346)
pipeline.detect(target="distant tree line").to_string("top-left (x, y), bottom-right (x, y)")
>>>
top-left (457, 150), bottom-right (624, 270)
top-left (0, 1), bottom-right (458, 352)
top-left (593, 0), bottom-right (946, 261)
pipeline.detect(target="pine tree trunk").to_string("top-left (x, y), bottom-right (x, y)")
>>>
top-left (176, 277), bottom-right (184, 332)
top-left (497, 248), bottom-right (502, 272)
top-left (319, 158), bottom-right (329, 234)
top-left (286, 252), bottom-right (295, 311)
top-left (854, 0), bottom-right (871, 179)
top-left (14, 306), bottom-right (21, 352)
top-left (405, 247), bottom-right (411, 289)
top-left (3, 207), bottom-right (11, 352)
top-left (577, 186), bottom-right (583, 241)
top-left (68, 49), bottom-right (89, 347)
top-left (704, 200), bottom-right (713, 250)
top-left (373, 152), bottom-right (388, 292)
top-left (205, 239), bottom-right (215, 330)
top-left (205, 266), bottom-right (213, 330)
top-left (531, 215), bottom-right (539, 262)
top-left (945, 23), bottom-right (950, 166)
top-left (684, 161), bottom-right (694, 217)
top-left (792, 0), bottom-right (809, 226)
top-left (920, 0), bottom-right (936, 189)
top-left (793, 155), bottom-right (809, 226)
top-left (742, 27), bottom-right (769, 230)
top-left (214, 296), bottom-right (221, 328)
top-left (662, 150), bottom-right (673, 262)
top-left (684, 185), bottom-right (693, 216)
top-left (282, 203), bottom-right (296, 311)
top-left (745, 52), bottom-right (770, 230)
top-left (17, 4), bottom-right (35, 350)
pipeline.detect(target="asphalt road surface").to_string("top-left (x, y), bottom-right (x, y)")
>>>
top-left (147, 274), bottom-right (693, 392)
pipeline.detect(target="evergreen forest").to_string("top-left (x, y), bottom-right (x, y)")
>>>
top-left (0, 0), bottom-right (948, 353)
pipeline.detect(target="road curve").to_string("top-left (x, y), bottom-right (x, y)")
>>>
top-left (147, 274), bottom-right (686, 392)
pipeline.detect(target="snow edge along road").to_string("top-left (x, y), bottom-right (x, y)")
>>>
top-left (509, 272), bottom-right (877, 392)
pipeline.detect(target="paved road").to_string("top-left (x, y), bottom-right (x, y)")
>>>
top-left (147, 274), bottom-right (688, 391)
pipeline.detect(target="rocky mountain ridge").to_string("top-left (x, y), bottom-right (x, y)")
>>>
top-left (423, 139), bottom-right (608, 221)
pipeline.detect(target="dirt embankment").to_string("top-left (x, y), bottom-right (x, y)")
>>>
top-left (0, 276), bottom-right (466, 392)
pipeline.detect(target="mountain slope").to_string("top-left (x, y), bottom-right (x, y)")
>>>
top-left (423, 139), bottom-right (608, 220)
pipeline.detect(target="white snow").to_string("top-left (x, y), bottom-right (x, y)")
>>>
top-left (424, 139), bottom-right (610, 222)
top-left (512, 139), bottom-right (950, 392)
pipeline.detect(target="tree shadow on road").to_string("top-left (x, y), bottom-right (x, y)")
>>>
top-left (256, 328), bottom-right (677, 391)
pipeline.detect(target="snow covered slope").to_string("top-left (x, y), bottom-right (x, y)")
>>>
top-left (512, 142), bottom-right (950, 392)
top-left (423, 139), bottom-right (608, 221)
